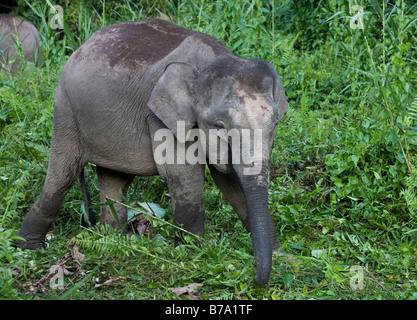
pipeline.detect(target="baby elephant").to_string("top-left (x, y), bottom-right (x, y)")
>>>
top-left (0, 14), bottom-right (40, 71)
top-left (17, 19), bottom-right (288, 286)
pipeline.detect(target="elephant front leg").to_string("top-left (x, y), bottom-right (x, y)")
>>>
top-left (147, 113), bottom-right (206, 243)
top-left (163, 164), bottom-right (206, 245)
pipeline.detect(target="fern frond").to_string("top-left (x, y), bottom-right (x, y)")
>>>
top-left (73, 225), bottom-right (135, 257)
top-left (72, 225), bottom-right (184, 269)
top-left (401, 187), bottom-right (417, 210)
top-left (401, 157), bottom-right (417, 212)
top-left (407, 98), bottom-right (417, 122)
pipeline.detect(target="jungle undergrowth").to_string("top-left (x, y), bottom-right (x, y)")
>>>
top-left (1, 0), bottom-right (417, 300)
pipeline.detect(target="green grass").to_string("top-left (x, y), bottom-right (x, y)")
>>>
top-left (1, 0), bottom-right (417, 300)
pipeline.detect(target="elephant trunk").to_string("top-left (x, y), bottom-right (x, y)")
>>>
top-left (242, 176), bottom-right (272, 286)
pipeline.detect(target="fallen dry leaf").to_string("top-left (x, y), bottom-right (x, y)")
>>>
top-left (12, 267), bottom-right (21, 277)
top-left (128, 212), bottom-right (156, 237)
top-left (168, 283), bottom-right (203, 300)
top-left (94, 276), bottom-right (126, 288)
top-left (67, 240), bottom-right (85, 262)
top-left (25, 241), bottom-right (86, 294)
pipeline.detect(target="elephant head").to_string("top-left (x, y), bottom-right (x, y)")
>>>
top-left (148, 56), bottom-right (288, 285)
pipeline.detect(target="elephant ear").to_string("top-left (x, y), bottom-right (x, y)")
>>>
top-left (148, 63), bottom-right (198, 143)
top-left (268, 61), bottom-right (288, 121)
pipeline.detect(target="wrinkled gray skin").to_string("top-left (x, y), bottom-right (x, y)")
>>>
top-left (0, 14), bottom-right (40, 71)
top-left (17, 19), bottom-right (288, 286)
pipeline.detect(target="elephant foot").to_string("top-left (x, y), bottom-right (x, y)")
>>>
top-left (16, 230), bottom-right (45, 250)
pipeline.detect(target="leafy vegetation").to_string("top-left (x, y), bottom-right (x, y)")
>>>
top-left (1, 0), bottom-right (416, 300)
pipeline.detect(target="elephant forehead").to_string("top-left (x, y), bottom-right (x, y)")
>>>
top-left (232, 86), bottom-right (278, 126)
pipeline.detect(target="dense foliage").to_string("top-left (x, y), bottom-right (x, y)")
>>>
top-left (0, 0), bottom-right (416, 299)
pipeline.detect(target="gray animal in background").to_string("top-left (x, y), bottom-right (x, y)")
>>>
top-left (0, 14), bottom-right (40, 71)
top-left (17, 19), bottom-right (288, 286)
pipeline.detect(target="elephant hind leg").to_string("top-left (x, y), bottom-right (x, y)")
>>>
top-left (17, 129), bottom-right (86, 249)
top-left (17, 85), bottom-right (86, 249)
top-left (96, 166), bottom-right (134, 232)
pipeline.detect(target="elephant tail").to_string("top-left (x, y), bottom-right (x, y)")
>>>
top-left (79, 169), bottom-right (96, 227)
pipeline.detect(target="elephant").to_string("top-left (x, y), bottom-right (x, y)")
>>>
top-left (0, 14), bottom-right (40, 71)
top-left (17, 18), bottom-right (288, 286)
